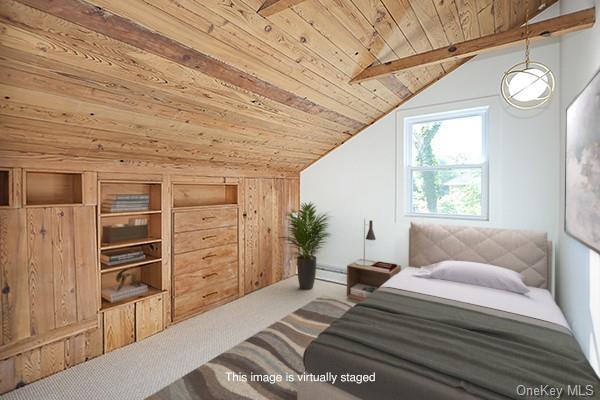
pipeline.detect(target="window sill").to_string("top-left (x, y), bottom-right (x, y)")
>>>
top-left (404, 213), bottom-right (489, 222)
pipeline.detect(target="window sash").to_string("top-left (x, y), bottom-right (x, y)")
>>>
top-left (403, 107), bottom-right (489, 220)
top-left (405, 107), bottom-right (488, 169)
top-left (406, 164), bottom-right (488, 220)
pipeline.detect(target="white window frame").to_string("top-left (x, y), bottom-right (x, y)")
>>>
top-left (404, 106), bottom-right (489, 220)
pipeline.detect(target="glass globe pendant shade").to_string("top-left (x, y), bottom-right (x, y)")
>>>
top-left (501, 61), bottom-right (555, 109)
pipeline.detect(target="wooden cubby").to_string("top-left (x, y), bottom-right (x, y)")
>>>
top-left (0, 170), bottom-right (9, 207)
top-left (24, 170), bottom-right (83, 206)
top-left (98, 180), bottom-right (166, 313)
top-left (172, 183), bottom-right (238, 208)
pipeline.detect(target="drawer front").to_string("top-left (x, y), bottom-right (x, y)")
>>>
top-left (174, 208), bottom-right (237, 233)
top-left (174, 279), bottom-right (238, 320)
top-left (174, 262), bottom-right (237, 295)
top-left (174, 244), bottom-right (238, 277)
top-left (174, 226), bottom-right (237, 255)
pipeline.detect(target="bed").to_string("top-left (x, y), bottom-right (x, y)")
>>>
top-left (300, 223), bottom-right (600, 400)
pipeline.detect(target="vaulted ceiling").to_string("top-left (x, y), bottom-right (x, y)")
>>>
top-left (0, 0), bottom-right (556, 174)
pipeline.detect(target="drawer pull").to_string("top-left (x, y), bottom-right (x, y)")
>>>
top-left (203, 291), bottom-right (218, 298)
top-left (202, 254), bottom-right (216, 260)
top-left (202, 216), bottom-right (217, 220)
top-left (202, 235), bottom-right (217, 240)
top-left (202, 273), bottom-right (218, 279)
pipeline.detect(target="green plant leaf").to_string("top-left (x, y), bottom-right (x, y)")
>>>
top-left (288, 202), bottom-right (329, 259)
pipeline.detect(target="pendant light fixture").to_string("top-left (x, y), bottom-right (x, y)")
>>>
top-left (501, 0), bottom-right (555, 109)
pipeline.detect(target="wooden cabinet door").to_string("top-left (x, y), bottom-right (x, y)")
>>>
top-left (243, 178), bottom-right (271, 293)
top-left (103, 304), bottom-right (135, 352)
top-left (0, 206), bottom-right (97, 348)
top-left (135, 294), bottom-right (163, 341)
top-left (0, 209), bottom-right (29, 345)
top-left (27, 207), bottom-right (98, 336)
top-left (243, 178), bottom-right (299, 294)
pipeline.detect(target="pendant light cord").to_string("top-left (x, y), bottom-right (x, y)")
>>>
top-left (525, 0), bottom-right (530, 67)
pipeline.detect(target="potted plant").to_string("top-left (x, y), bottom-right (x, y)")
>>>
top-left (288, 202), bottom-right (329, 290)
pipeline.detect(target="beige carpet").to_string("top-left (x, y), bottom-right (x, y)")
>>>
top-left (1, 278), bottom-right (346, 400)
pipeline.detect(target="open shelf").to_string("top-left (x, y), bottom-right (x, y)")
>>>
top-left (101, 287), bottom-right (164, 312)
top-left (100, 237), bottom-right (162, 251)
top-left (100, 210), bottom-right (162, 218)
top-left (25, 171), bottom-right (83, 206)
top-left (100, 182), bottom-right (161, 212)
top-left (101, 257), bottom-right (162, 274)
top-left (173, 183), bottom-right (238, 208)
top-left (0, 170), bottom-right (9, 207)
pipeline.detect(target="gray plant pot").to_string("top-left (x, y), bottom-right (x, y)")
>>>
top-left (297, 257), bottom-right (316, 290)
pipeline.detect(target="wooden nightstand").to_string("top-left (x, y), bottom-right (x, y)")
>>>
top-left (347, 262), bottom-right (401, 301)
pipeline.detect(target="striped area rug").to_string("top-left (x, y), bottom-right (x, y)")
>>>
top-left (148, 297), bottom-right (353, 400)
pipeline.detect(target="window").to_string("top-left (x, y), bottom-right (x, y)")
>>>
top-left (404, 107), bottom-right (488, 219)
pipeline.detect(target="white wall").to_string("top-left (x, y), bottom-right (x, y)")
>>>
top-left (301, 25), bottom-right (561, 274)
top-left (557, 0), bottom-right (600, 375)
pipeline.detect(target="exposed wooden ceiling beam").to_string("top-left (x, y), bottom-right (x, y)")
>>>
top-left (351, 7), bottom-right (596, 83)
top-left (257, 0), bottom-right (308, 17)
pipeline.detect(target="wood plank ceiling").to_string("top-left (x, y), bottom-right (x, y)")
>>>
top-left (0, 0), bottom-right (556, 174)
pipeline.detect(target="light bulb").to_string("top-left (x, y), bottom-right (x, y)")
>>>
top-left (508, 68), bottom-right (549, 102)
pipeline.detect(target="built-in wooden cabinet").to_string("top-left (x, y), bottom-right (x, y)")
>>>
top-left (171, 182), bottom-right (241, 322)
top-left (0, 169), bottom-right (299, 394)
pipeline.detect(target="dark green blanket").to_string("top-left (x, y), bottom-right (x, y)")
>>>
top-left (304, 290), bottom-right (600, 399)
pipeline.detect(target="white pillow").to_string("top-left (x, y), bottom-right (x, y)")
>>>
top-left (414, 260), bottom-right (530, 294)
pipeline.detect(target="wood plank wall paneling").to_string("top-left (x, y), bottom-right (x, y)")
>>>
top-left (0, 0), bottom-right (552, 172)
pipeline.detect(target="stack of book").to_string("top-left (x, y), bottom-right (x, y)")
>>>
top-left (101, 247), bottom-right (146, 267)
top-left (102, 194), bottom-right (150, 213)
top-left (102, 283), bottom-right (149, 303)
top-left (350, 283), bottom-right (376, 298)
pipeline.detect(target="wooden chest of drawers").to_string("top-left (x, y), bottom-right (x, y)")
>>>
top-left (172, 207), bottom-right (239, 321)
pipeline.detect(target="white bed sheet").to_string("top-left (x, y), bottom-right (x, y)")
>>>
top-left (381, 267), bottom-right (569, 329)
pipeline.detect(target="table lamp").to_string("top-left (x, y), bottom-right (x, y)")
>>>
top-left (357, 219), bottom-right (375, 266)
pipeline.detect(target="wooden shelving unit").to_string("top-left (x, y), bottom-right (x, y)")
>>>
top-left (97, 179), bottom-right (167, 353)
top-left (98, 180), bottom-right (166, 313)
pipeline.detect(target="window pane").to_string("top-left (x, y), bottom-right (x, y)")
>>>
top-left (411, 115), bottom-right (483, 166)
top-left (411, 168), bottom-right (482, 216)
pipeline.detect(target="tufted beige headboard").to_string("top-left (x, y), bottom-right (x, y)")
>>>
top-left (409, 223), bottom-right (551, 288)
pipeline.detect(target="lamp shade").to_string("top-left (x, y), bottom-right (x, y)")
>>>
top-left (366, 220), bottom-right (376, 240)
